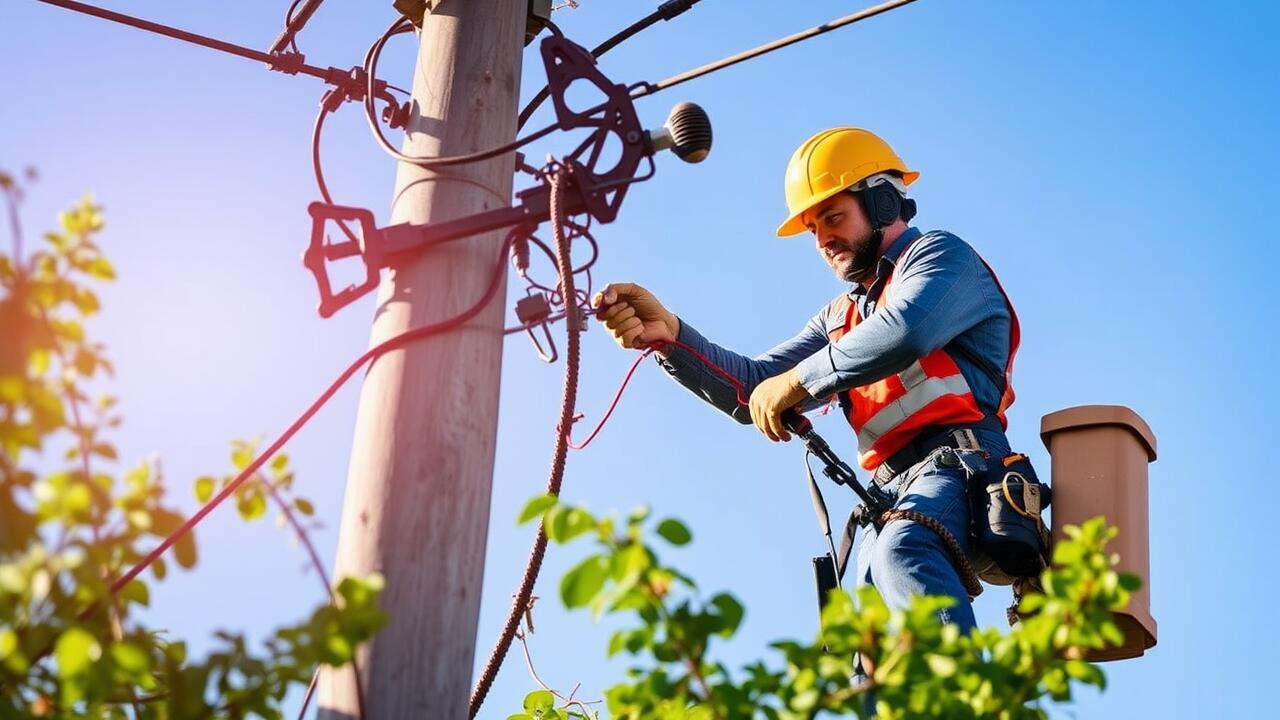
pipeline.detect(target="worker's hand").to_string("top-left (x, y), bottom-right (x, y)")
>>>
top-left (592, 282), bottom-right (680, 351)
top-left (749, 368), bottom-right (811, 442)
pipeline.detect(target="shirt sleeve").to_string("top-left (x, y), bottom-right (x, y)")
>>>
top-left (794, 231), bottom-right (1004, 399)
top-left (655, 311), bottom-right (830, 424)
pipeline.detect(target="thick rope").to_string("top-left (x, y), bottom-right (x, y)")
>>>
top-left (879, 508), bottom-right (983, 599)
top-left (469, 167), bottom-right (580, 717)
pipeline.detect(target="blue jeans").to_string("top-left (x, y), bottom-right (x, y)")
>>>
top-left (852, 428), bottom-right (1011, 635)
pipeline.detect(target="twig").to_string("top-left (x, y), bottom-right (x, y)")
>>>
top-left (647, 588), bottom-right (722, 720)
top-left (515, 626), bottom-right (602, 715)
top-left (261, 477), bottom-right (367, 720)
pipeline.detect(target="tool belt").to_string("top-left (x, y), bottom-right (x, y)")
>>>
top-left (870, 416), bottom-right (1005, 486)
top-left (791, 410), bottom-right (1052, 628)
top-left (868, 417), bottom-right (1052, 586)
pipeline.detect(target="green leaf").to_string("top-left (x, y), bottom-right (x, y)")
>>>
top-left (271, 453), bottom-right (289, 473)
top-left (1065, 659), bottom-right (1104, 687)
top-left (627, 504), bottom-right (651, 526)
top-left (559, 508), bottom-right (596, 543)
top-left (237, 487), bottom-right (267, 520)
top-left (194, 476), bottom-right (216, 502)
top-left (295, 497), bottom-right (315, 516)
top-left (655, 518), bottom-right (692, 546)
top-left (110, 643), bottom-right (149, 674)
top-left (518, 494), bottom-right (558, 524)
top-left (84, 256), bottom-right (116, 281)
top-left (607, 627), bottom-right (651, 657)
top-left (127, 509), bottom-right (152, 531)
top-left (55, 627), bottom-right (101, 677)
top-left (607, 630), bottom-right (627, 657)
top-left (1018, 593), bottom-right (1046, 614)
top-left (1118, 572), bottom-right (1143, 591)
top-left (925, 653), bottom-right (958, 677)
top-left (231, 442), bottom-right (256, 471)
top-left (31, 349), bottom-right (50, 375)
top-left (560, 555), bottom-right (609, 609)
top-left (545, 505), bottom-right (571, 542)
top-left (791, 688), bottom-right (820, 712)
top-left (0, 628), bottom-right (17, 661)
top-left (119, 579), bottom-right (150, 607)
top-left (711, 593), bottom-right (744, 637)
top-left (523, 689), bottom-right (555, 712)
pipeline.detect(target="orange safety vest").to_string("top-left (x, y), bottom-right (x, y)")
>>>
top-left (826, 240), bottom-right (1020, 470)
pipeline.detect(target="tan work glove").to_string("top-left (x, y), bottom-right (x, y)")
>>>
top-left (749, 368), bottom-right (810, 442)
top-left (592, 282), bottom-right (680, 350)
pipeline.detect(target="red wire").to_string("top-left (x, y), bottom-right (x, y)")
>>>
top-left (657, 338), bottom-right (751, 406)
top-left (566, 338), bottom-right (750, 451)
top-left (566, 348), bottom-right (654, 450)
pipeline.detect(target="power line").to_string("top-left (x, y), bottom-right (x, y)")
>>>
top-left (33, 0), bottom-right (362, 89)
top-left (271, 0), bottom-right (327, 56)
top-left (635, 0), bottom-right (920, 97)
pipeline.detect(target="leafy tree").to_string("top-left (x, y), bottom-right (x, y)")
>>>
top-left (0, 170), bottom-right (386, 717)
top-left (510, 494), bottom-right (1139, 719)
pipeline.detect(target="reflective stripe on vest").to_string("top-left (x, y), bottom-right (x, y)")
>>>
top-left (826, 238), bottom-right (1019, 470)
top-left (856, 365), bottom-right (974, 454)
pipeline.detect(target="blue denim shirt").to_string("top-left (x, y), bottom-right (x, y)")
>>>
top-left (656, 227), bottom-right (1015, 426)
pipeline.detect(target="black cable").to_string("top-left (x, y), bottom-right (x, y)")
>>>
top-left (272, 0), bottom-right (326, 55)
top-left (33, 0), bottom-right (375, 91)
top-left (634, 0), bottom-right (920, 98)
top-left (35, 0), bottom-right (319, 77)
top-left (517, 0), bottom-right (705, 131)
top-left (360, 17), bottom-right (561, 169)
top-left (311, 92), bottom-right (364, 249)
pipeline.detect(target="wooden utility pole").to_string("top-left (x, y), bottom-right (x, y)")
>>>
top-left (318, 1), bottom-right (525, 717)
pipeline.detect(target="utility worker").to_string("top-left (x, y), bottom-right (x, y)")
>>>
top-left (592, 128), bottom-right (1020, 633)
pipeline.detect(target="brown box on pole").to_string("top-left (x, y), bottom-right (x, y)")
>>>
top-left (1040, 405), bottom-right (1158, 661)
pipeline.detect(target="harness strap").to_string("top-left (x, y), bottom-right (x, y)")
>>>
top-left (871, 415), bottom-right (1002, 485)
top-left (831, 504), bottom-right (982, 600)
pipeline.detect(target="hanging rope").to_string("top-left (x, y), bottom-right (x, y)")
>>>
top-left (469, 165), bottom-right (582, 717)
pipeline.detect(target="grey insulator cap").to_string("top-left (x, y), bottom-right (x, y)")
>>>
top-left (646, 102), bottom-right (712, 163)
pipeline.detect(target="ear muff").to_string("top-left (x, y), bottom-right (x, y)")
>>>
top-left (860, 182), bottom-right (902, 229)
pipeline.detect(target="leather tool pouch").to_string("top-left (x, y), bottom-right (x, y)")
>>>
top-left (966, 453), bottom-right (1052, 583)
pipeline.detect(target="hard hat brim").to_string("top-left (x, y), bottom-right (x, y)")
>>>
top-left (775, 169), bottom-right (919, 237)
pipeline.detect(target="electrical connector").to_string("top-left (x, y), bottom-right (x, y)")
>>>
top-left (515, 293), bottom-right (552, 325)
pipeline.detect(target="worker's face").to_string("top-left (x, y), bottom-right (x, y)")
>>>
top-left (804, 192), bottom-right (877, 284)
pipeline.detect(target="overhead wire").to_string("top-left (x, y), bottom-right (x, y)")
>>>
top-left (634, 0), bottom-right (920, 98)
top-left (34, 0), bottom-right (328, 80)
top-left (360, 16), bottom-right (562, 169)
top-left (272, 0), bottom-right (327, 56)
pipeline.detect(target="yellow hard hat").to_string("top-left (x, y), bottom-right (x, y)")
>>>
top-left (776, 128), bottom-right (919, 237)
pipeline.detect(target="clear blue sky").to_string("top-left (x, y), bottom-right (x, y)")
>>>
top-left (4, 1), bottom-right (1278, 717)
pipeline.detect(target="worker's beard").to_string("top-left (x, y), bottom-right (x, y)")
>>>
top-left (837, 232), bottom-right (880, 284)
